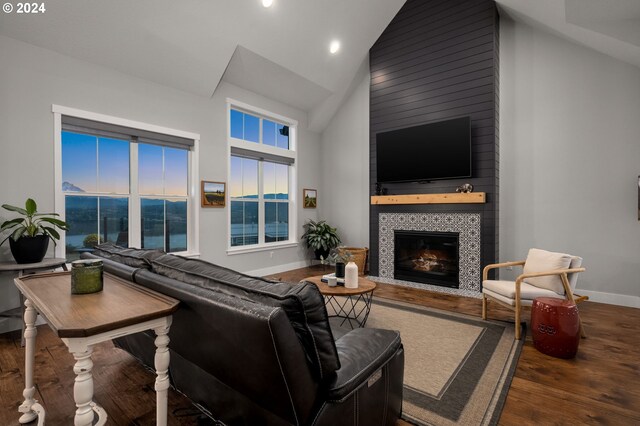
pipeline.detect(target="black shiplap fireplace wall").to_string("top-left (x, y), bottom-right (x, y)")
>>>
top-left (369, 0), bottom-right (499, 278)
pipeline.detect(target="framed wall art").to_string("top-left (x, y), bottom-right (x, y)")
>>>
top-left (201, 181), bottom-right (226, 208)
top-left (303, 188), bottom-right (317, 209)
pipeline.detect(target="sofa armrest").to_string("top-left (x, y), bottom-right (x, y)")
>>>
top-left (325, 328), bottom-right (402, 401)
top-left (81, 252), bottom-right (141, 282)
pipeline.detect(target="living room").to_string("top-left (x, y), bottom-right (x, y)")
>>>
top-left (0, 0), bottom-right (638, 425)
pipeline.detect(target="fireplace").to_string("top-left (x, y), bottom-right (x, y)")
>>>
top-left (377, 213), bottom-right (481, 293)
top-left (394, 230), bottom-right (459, 288)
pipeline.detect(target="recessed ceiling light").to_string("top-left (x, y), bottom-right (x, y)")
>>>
top-left (329, 40), bottom-right (341, 54)
top-left (262, 0), bottom-right (273, 7)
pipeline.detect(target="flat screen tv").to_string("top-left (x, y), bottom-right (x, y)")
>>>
top-left (376, 116), bottom-right (471, 183)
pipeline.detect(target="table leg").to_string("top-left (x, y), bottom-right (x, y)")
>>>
top-left (72, 347), bottom-right (96, 426)
top-left (359, 291), bottom-right (374, 327)
top-left (18, 270), bottom-right (26, 347)
top-left (154, 317), bottom-right (172, 426)
top-left (19, 298), bottom-right (45, 425)
top-left (19, 264), bottom-right (67, 347)
top-left (19, 291), bottom-right (26, 347)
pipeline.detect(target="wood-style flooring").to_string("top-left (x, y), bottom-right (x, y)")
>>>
top-left (0, 264), bottom-right (638, 425)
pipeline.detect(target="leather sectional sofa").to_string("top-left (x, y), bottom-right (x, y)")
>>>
top-left (84, 244), bottom-right (404, 425)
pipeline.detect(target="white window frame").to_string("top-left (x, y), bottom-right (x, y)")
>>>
top-left (226, 98), bottom-right (298, 255)
top-left (52, 104), bottom-right (200, 257)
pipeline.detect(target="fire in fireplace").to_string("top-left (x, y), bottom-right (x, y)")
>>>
top-left (394, 230), bottom-right (459, 288)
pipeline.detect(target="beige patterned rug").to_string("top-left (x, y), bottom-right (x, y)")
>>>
top-left (364, 298), bottom-right (524, 426)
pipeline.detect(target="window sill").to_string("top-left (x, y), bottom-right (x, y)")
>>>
top-left (171, 251), bottom-right (200, 258)
top-left (226, 241), bottom-right (299, 256)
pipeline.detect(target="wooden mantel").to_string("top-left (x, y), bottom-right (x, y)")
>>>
top-left (371, 192), bottom-right (486, 205)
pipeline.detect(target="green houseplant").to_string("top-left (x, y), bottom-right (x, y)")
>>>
top-left (1, 198), bottom-right (69, 264)
top-left (301, 219), bottom-right (341, 260)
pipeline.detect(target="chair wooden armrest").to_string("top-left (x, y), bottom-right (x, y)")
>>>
top-left (515, 267), bottom-right (588, 306)
top-left (515, 267), bottom-right (586, 283)
top-left (482, 260), bottom-right (525, 281)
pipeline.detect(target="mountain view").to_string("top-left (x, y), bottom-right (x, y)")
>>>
top-left (62, 181), bottom-right (85, 192)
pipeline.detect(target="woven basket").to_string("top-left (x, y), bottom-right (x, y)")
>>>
top-left (339, 247), bottom-right (369, 275)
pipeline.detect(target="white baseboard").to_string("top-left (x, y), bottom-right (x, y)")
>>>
top-left (244, 260), bottom-right (310, 278)
top-left (578, 289), bottom-right (640, 308)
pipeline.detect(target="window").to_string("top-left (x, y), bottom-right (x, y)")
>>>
top-left (138, 144), bottom-right (188, 252)
top-left (55, 108), bottom-right (198, 260)
top-left (228, 102), bottom-right (297, 251)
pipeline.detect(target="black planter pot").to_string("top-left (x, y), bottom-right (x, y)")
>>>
top-left (335, 262), bottom-right (345, 278)
top-left (9, 235), bottom-right (49, 264)
top-left (314, 248), bottom-right (330, 260)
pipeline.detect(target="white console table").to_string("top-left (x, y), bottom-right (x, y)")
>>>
top-left (14, 271), bottom-right (179, 426)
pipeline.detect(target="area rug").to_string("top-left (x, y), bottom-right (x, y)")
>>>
top-left (365, 298), bottom-right (525, 426)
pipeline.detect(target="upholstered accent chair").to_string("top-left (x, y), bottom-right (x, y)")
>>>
top-left (482, 248), bottom-right (588, 340)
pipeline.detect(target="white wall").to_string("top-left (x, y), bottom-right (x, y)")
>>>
top-left (203, 81), bottom-right (321, 275)
top-left (500, 18), bottom-right (640, 306)
top-left (0, 35), bottom-right (320, 332)
top-left (319, 61), bottom-right (370, 248)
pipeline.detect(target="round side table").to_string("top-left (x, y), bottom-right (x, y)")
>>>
top-left (304, 275), bottom-right (376, 329)
top-left (531, 297), bottom-right (581, 359)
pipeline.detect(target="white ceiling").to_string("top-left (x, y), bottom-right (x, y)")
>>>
top-left (0, 0), bottom-right (405, 132)
top-left (221, 46), bottom-right (332, 112)
top-left (497, 0), bottom-right (640, 69)
top-left (3, 0), bottom-right (638, 133)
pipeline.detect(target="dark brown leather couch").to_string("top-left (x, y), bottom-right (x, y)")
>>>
top-left (84, 244), bottom-right (404, 426)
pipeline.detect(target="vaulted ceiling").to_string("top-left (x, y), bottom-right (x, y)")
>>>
top-left (1, 0), bottom-right (638, 134)
top-left (0, 0), bottom-right (406, 132)
top-left (497, 0), bottom-right (640, 69)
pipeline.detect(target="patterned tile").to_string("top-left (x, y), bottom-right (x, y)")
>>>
top-left (378, 213), bottom-right (481, 293)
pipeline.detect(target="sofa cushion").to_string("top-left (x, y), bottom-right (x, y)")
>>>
top-left (92, 243), bottom-right (165, 270)
top-left (150, 254), bottom-right (340, 380)
top-left (523, 248), bottom-right (572, 294)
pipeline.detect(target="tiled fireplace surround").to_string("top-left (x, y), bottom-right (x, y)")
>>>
top-left (370, 212), bottom-right (484, 298)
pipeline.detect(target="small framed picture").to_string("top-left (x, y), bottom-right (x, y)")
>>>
top-left (201, 181), bottom-right (226, 208)
top-left (303, 188), bottom-right (317, 209)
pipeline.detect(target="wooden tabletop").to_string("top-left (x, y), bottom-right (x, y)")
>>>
top-left (14, 271), bottom-right (179, 338)
top-left (0, 258), bottom-right (67, 272)
top-left (304, 275), bottom-right (376, 296)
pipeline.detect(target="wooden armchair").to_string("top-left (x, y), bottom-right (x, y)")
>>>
top-left (481, 249), bottom-right (588, 340)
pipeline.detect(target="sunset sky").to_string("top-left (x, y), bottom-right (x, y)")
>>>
top-left (62, 131), bottom-right (188, 196)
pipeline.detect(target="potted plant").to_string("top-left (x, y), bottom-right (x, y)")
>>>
top-left (320, 247), bottom-right (353, 278)
top-left (301, 219), bottom-right (341, 260)
top-left (1, 198), bottom-right (69, 264)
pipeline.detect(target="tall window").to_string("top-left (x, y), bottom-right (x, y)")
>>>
top-left (62, 132), bottom-right (131, 259)
top-left (228, 103), bottom-right (296, 250)
top-left (138, 144), bottom-right (188, 252)
top-left (58, 113), bottom-right (195, 260)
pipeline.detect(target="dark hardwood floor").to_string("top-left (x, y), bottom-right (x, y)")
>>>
top-left (271, 266), bottom-right (640, 426)
top-left (1, 264), bottom-right (638, 425)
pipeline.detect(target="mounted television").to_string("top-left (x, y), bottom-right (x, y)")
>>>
top-left (376, 116), bottom-right (471, 183)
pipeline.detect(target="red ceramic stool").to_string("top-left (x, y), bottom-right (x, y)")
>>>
top-left (531, 297), bottom-right (581, 359)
